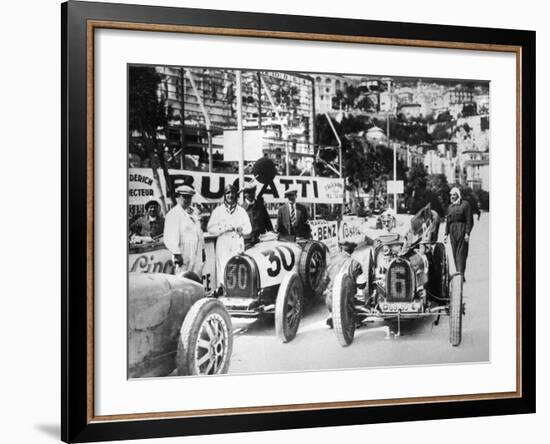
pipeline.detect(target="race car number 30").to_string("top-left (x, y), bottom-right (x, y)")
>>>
top-left (226, 262), bottom-right (249, 290)
top-left (261, 247), bottom-right (295, 277)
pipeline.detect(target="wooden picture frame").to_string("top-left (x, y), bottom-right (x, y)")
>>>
top-left (62, 1), bottom-right (535, 442)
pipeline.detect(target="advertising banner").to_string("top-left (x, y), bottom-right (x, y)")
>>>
top-left (129, 168), bottom-right (344, 211)
top-left (310, 220), bottom-right (339, 253)
top-left (129, 238), bottom-right (217, 293)
top-left (338, 215), bottom-right (368, 244)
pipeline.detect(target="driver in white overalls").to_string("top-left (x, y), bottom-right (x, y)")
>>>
top-left (207, 184), bottom-right (252, 292)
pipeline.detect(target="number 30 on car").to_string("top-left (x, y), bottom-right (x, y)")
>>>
top-left (220, 239), bottom-right (326, 343)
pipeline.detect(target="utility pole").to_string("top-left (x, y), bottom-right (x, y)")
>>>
top-left (185, 69), bottom-right (213, 172)
top-left (387, 82), bottom-right (397, 214)
top-left (236, 70), bottom-right (245, 202)
top-left (324, 112), bottom-right (343, 218)
top-left (257, 71), bottom-right (262, 129)
top-left (179, 68), bottom-right (186, 170)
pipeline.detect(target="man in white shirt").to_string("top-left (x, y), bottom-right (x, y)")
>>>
top-left (163, 185), bottom-right (204, 277)
top-left (207, 184), bottom-right (252, 287)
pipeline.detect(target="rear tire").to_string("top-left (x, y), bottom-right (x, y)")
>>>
top-left (449, 273), bottom-right (463, 346)
top-left (275, 272), bottom-right (304, 343)
top-left (299, 241), bottom-right (326, 297)
top-left (332, 272), bottom-right (356, 347)
top-left (177, 298), bottom-right (233, 375)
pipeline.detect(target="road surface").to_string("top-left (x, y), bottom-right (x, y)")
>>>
top-left (228, 212), bottom-right (490, 374)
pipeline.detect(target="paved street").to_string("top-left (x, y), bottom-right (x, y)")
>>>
top-left (228, 213), bottom-right (489, 374)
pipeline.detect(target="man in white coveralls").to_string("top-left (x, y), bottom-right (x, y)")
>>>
top-left (163, 185), bottom-right (205, 277)
top-left (207, 183), bottom-right (252, 288)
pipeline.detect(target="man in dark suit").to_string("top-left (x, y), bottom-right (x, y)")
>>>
top-left (240, 181), bottom-right (273, 248)
top-left (276, 186), bottom-right (311, 241)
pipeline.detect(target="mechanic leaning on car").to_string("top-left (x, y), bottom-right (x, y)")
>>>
top-left (444, 187), bottom-right (474, 282)
top-left (163, 185), bottom-right (205, 277)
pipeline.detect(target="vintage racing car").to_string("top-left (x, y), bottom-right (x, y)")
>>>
top-left (331, 206), bottom-right (464, 347)
top-left (219, 234), bottom-right (327, 343)
top-left (128, 271), bottom-right (233, 377)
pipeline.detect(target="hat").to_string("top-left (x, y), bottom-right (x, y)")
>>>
top-left (338, 240), bottom-right (358, 250)
top-left (224, 184), bottom-right (237, 194)
top-left (175, 185), bottom-right (196, 196)
top-left (144, 199), bottom-right (160, 210)
top-left (449, 187), bottom-right (461, 202)
top-left (284, 186), bottom-right (299, 196)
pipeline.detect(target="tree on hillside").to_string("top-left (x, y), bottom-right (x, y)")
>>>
top-left (405, 164), bottom-right (443, 215)
top-left (129, 66), bottom-right (173, 209)
top-left (436, 110), bottom-right (453, 123)
top-left (428, 173), bottom-right (451, 213)
top-left (430, 121), bottom-right (453, 141)
top-left (356, 95), bottom-right (376, 112)
top-left (372, 115), bottom-right (431, 146)
top-left (315, 113), bottom-right (407, 196)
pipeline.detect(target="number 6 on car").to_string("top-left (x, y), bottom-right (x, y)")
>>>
top-left (332, 238), bottom-right (465, 347)
top-left (219, 237), bottom-right (327, 343)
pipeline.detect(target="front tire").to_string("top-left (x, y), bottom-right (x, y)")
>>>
top-left (177, 298), bottom-right (233, 375)
top-left (275, 272), bottom-right (304, 343)
top-left (449, 273), bottom-right (463, 346)
top-left (332, 272), bottom-right (356, 347)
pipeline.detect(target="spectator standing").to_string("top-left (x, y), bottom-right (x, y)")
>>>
top-left (163, 186), bottom-right (204, 276)
top-left (444, 187), bottom-right (473, 281)
top-left (276, 186), bottom-right (311, 241)
top-left (130, 199), bottom-right (165, 239)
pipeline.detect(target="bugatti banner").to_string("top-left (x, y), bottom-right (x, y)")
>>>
top-left (129, 168), bottom-right (344, 206)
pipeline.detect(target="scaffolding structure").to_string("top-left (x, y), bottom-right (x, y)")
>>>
top-left (130, 66), bottom-right (318, 176)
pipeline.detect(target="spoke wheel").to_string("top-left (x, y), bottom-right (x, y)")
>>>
top-left (177, 298), bottom-right (233, 376)
top-left (332, 272), bottom-right (356, 347)
top-left (299, 241), bottom-right (326, 296)
top-left (275, 272), bottom-right (304, 343)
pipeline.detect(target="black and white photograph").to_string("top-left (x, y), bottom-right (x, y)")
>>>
top-left (127, 64), bottom-right (490, 378)
top-left (0, 0), bottom-right (541, 442)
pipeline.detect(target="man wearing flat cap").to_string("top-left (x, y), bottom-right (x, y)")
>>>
top-left (130, 199), bottom-right (164, 240)
top-left (163, 185), bottom-right (204, 277)
top-left (208, 183), bottom-right (252, 287)
top-left (241, 180), bottom-right (273, 248)
top-left (276, 186), bottom-right (311, 242)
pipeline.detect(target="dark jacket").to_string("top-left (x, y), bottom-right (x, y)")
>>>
top-left (130, 215), bottom-right (165, 238)
top-left (445, 200), bottom-right (473, 236)
top-left (243, 197), bottom-right (273, 247)
top-left (276, 202), bottom-right (311, 241)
